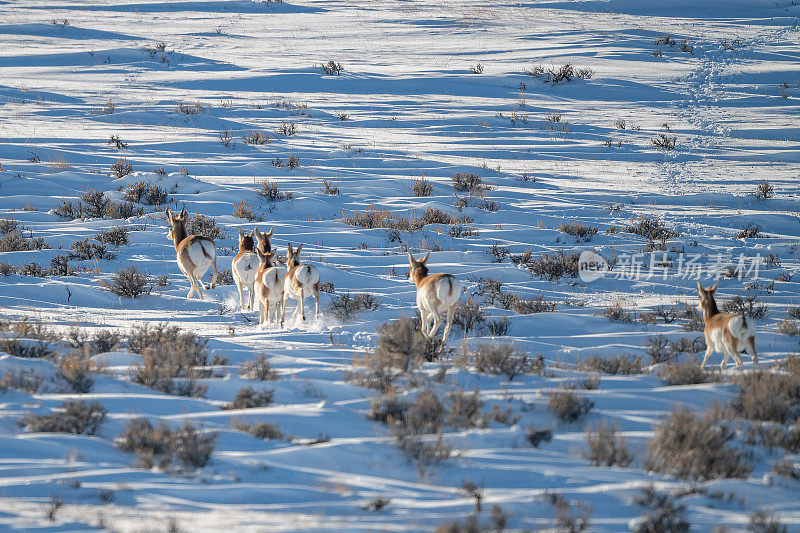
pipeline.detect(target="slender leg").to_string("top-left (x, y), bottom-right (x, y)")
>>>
top-left (209, 257), bottom-right (218, 289)
top-left (280, 294), bottom-right (287, 328)
top-left (419, 309), bottom-right (428, 336)
top-left (701, 346), bottom-right (713, 368)
top-left (298, 288), bottom-right (305, 321)
top-left (258, 298), bottom-right (265, 325)
top-left (442, 304), bottom-right (456, 344)
top-left (746, 336), bottom-right (758, 365)
top-left (700, 333), bottom-right (712, 368)
top-left (236, 278), bottom-right (245, 311)
top-left (193, 273), bottom-right (205, 300)
top-left (248, 283), bottom-right (255, 312)
top-left (730, 345), bottom-right (744, 367)
top-left (430, 312), bottom-right (441, 338)
top-left (314, 284), bottom-right (320, 318)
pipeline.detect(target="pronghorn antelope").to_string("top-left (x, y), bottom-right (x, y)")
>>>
top-left (281, 243), bottom-right (320, 327)
top-left (697, 281), bottom-right (758, 370)
top-left (232, 227), bottom-right (260, 312)
top-left (165, 207), bottom-right (218, 299)
top-left (254, 247), bottom-right (287, 325)
top-left (408, 251), bottom-right (462, 343)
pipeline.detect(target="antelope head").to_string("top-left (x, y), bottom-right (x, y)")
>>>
top-left (407, 251), bottom-right (430, 285)
top-left (238, 227), bottom-right (256, 252)
top-left (254, 226), bottom-right (274, 254)
top-left (286, 243), bottom-right (303, 268)
top-left (165, 207), bottom-right (188, 242)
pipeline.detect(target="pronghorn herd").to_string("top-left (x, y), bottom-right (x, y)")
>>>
top-left (164, 209), bottom-right (463, 339)
top-left (165, 209), bottom-right (762, 363)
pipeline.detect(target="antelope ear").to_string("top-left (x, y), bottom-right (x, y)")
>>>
top-left (179, 208), bottom-right (188, 221)
top-left (266, 226), bottom-right (274, 239)
top-left (710, 281), bottom-right (719, 292)
top-left (296, 243), bottom-right (303, 255)
top-left (251, 226), bottom-right (257, 238)
top-left (408, 251), bottom-right (415, 264)
top-left (287, 243), bottom-right (293, 255)
top-left (238, 227), bottom-right (245, 238)
top-left (165, 207), bottom-right (172, 220)
top-left (696, 281), bottom-right (703, 292)
top-left (421, 251), bottom-right (430, 263)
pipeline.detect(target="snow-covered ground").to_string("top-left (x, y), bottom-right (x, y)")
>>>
top-left (1, 0), bottom-right (799, 530)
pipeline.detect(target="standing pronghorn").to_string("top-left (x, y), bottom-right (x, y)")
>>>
top-left (255, 246), bottom-right (287, 325)
top-left (697, 281), bottom-right (758, 370)
top-left (281, 244), bottom-right (320, 327)
top-left (408, 251), bottom-right (462, 343)
top-left (165, 207), bottom-right (218, 299)
top-left (232, 227), bottom-right (262, 312)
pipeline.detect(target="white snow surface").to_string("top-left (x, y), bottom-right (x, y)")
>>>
top-left (0, 0), bottom-right (799, 530)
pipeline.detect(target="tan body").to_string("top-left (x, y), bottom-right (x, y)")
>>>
top-left (252, 229), bottom-right (286, 325)
top-left (698, 282), bottom-right (757, 370)
top-left (165, 208), bottom-right (218, 299)
top-left (232, 227), bottom-right (273, 312)
top-left (280, 244), bottom-right (320, 327)
top-left (408, 251), bottom-right (462, 343)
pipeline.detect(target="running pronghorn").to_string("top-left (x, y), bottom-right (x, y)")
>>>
top-left (165, 207), bottom-right (218, 299)
top-left (408, 251), bottom-right (462, 343)
top-left (254, 246), bottom-right (286, 325)
top-left (232, 227), bottom-right (260, 312)
top-left (281, 243), bottom-right (320, 327)
top-left (697, 281), bottom-right (757, 370)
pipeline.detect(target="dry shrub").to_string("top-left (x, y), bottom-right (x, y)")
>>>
top-left (185, 213), bottom-right (227, 240)
top-left (559, 221), bottom-right (598, 241)
top-left (57, 350), bottom-right (103, 393)
top-left (721, 294), bottom-right (768, 319)
top-left (130, 323), bottom-right (209, 397)
top-left (452, 297), bottom-right (487, 334)
top-left (20, 400), bottom-right (107, 435)
top-left (69, 238), bottom-right (115, 260)
top-left (626, 216), bottom-right (678, 241)
top-left (776, 319), bottom-right (798, 336)
top-left (526, 426), bottom-right (553, 447)
top-left (601, 301), bottom-right (635, 323)
top-left (320, 180), bottom-right (339, 196)
top-left (327, 292), bottom-right (380, 321)
top-left (451, 172), bottom-right (483, 194)
top-left (116, 418), bottom-right (216, 470)
top-left (470, 342), bottom-right (543, 380)
top-left (411, 178), bottom-right (432, 197)
top-left (584, 421), bottom-right (633, 467)
top-left (123, 181), bottom-right (168, 205)
top-left (240, 354), bottom-right (278, 381)
top-left (645, 408), bottom-right (750, 479)
top-left (103, 266), bottom-right (151, 298)
top-left (579, 355), bottom-right (643, 375)
top-left (0, 368), bottom-right (44, 393)
top-left (446, 389), bottom-right (485, 429)
top-left (754, 180), bottom-right (774, 199)
top-left (658, 357), bottom-right (713, 386)
top-left (0, 230), bottom-right (42, 252)
top-left (110, 159), bottom-right (133, 179)
top-left (234, 420), bottom-right (284, 440)
top-left (748, 510), bottom-right (786, 533)
top-left (632, 485), bottom-right (690, 533)
top-left (349, 317), bottom-right (440, 391)
top-left (730, 369), bottom-right (800, 424)
top-left (95, 226), bottom-right (129, 246)
top-left (221, 387), bottom-right (274, 410)
top-left (548, 390), bottom-right (593, 422)
top-left (257, 180), bottom-right (293, 201)
top-left (516, 251), bottom-right (580, 280)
